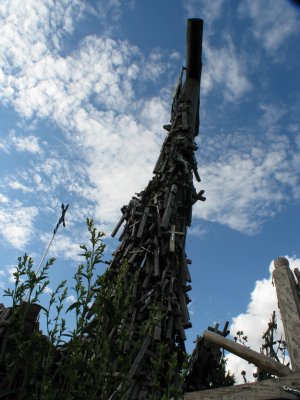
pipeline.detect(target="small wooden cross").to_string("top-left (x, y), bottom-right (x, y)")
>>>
top-left (169, 224), bottom-right (185, 252)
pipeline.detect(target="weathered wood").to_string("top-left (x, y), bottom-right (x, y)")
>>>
top-left (127, 336), bottom-right (151, 380)
top-left (153, 236), bottom-right (160, 276)
top-left (203, 330), bottom-right (292, 378)
top-left (184, 372), bottom-right (300, 400)
top-left (185, 322), bottom-right (230, 392)
top-left (169, 225), bottom-right (185, 252)
top-left (166, 315), bottom-right (174, 339)
top-left (111, 213), bottom-right (126, 237)
top-left (273, 257), bottom-right (300, 372)
top-left (161, 184), bottom-right (177, 229)
top-left (170, 224), bottom-right (176, 252)
top-left (137, 207), bottom-right (150, 238)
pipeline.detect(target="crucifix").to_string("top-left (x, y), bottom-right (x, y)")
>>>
top-left (169, 224), bottom-right (185, 252)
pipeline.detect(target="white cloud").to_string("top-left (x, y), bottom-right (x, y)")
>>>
top-left (66, 294), bottom-right (76, 304)
top-left (0, 194), bottom-right (9, 204)
top-left (202, 36), bottom-right (252, 101)
top-left (238, 0), bottom-right (300, 53)
top-left (10, 133), bottom-right (41, 153)
top-left (40, 232), bottom-right (82, 262)
top-left (92, 0), bottom-right (135, 34)
top-left (259, 103), bottom-right (287, 132)
top-left (0, 205), bottom-right (38, 249)
top-left (182, 1), bottom-right (251, 102)
top-left (6, 265), bottom-right (18, 284)
top-left (194, 131), bottom-right (300, 234)
top-left (188, 299), bottom-right (195, 316)
top-left (8, 180), bottom-right (33, 193)
top-left (43, 285), bottom-right (53, 295)
top-left (188, 224), bottom-right (206, 237)
top-left (0, 0), bottom-right (297, 241)
top-left (227, 256), bottom-right (300, 383)
top-left (0, 270), bottom-right (5, 288)
top-left (0, 0), bottom-right (175, 236)
top-left (0, 141), bottom-right (9, 153)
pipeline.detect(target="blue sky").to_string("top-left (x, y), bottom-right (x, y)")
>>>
top-left (0, 0), bottom-right (299, 382)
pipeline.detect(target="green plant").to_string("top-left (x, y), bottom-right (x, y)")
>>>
top-left (0, 218), bottom-right (196, 399)
top-left (0, 219), bottom-right (111, 399)
top-left (4, 255), bottom-right (54, 307)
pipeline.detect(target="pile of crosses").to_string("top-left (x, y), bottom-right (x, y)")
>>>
top-left (90, 18), bottom-right (206, 400)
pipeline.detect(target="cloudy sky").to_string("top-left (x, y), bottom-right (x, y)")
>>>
top-left (0, 0), bottom-right (299, 383)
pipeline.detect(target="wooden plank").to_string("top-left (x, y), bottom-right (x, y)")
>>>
top-left (154, 316), bottom-right (161, 340)
top-left (166, 315), bottom-right (174, 339)
top-left (161, 184), bottom-right (177, 229)
top-left (127, 336), bottom-right (151, 380)
top-left (182, 110), bottom-right (189, 131)
top-left (137, 207), bottom-right (150, 238)
top-left (178, 287), bottom-right (190, 325)
top-left (140, 252), bottom-right (148, 269)
top-left (145, 257), bottom-right (152, 274)
top-left (184, 372), bottom-right (300, 400)
top-left (170, 224), bottom-right (176, 252)
top-left (153, 236), bottom-right (160, 277)
top-left (111, 214), bottom-right (126, 237)
top-left (175, 317), bottom-right (186, 340)
top-left (273, 257), bottom-right (300, 372)
top-left (203, 330), bottom-right (292, 378)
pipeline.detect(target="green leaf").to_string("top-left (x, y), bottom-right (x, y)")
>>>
top-left (66, 301), bottom-right (83, 313)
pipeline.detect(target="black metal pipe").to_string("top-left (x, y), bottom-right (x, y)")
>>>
top-left (186, 18), bottom-right (203, 82)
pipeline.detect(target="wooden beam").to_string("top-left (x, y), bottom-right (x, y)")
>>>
top-left (184, 372), bottom-right (300, 400)
top-left (202, 330), bottom-right (291, 378)
top-left (273, 257), bottom-right (300, 372)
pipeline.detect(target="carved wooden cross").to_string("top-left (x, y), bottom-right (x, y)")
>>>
top-left (169, 224), bottom-right (185, 252)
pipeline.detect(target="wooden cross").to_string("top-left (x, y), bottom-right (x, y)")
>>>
top-left (169, 224), bottom-right (185, 252)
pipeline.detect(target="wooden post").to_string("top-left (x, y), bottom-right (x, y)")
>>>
top-left (273, 257), bottom-right (300, 372)
top-left (202, 330), bottom-right (291, 377)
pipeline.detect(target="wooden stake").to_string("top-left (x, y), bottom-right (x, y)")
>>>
top-left (203, 330), bottom-right (292, 378)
